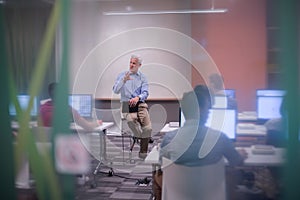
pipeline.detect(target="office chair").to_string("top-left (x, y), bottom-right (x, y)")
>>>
top-left (161, 157), bottom-right (226, 200)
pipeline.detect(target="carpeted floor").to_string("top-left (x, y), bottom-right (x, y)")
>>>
top-left (16, 130), bottom-right (278, 200)
top-left (74, 133), bottom-right (163, 200)
top-left (16, 132), bottom-right (162, 200)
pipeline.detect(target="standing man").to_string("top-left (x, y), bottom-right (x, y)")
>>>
top-left (113, 54), bottom-right (152, 159)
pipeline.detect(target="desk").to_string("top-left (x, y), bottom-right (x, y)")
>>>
top-left (236, 123), bottom-right (267, 146)
top-left (236, 123), bottom-right (266, 137)
top-left (11, 121), bottom-right (114, 132)
top-left (16, 122), bottom-right (114, 189)
top-left (145, 145), bottom-right (285, 167)
top-left (162, 122), bottom-right (266, 136)
top-left (72, 122), bottom-right (114, 166)
top-left (160, 123), bottom-right (179, 133)
top-left (236, 147), bottom-right (285, 167)
top-left (70, 122), bottom-right (114, 133)
top-left (145, 145), bottom-right (160, 165)
top-left (238, 111), bottom-right (257, 122)
top-left (145, 145), bottom-right (285, 200)
top-left (11, 121), bottom-right (38, 130)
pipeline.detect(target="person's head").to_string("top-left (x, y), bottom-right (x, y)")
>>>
top-left (129, 54), bottom-right (142, 74)
top-left (193, 85), bottom-right (212, 124)
top-left (180, 91), bottom-right (200, 121)
top-left (48, 82), bottom-right (57, 99)
top-left (209, 73), bottom-right (224, 93)
top-left (280, 95), bottom-right (287, 117)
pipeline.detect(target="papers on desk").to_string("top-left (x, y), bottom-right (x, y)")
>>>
top-left (251, 145), bottom-right (275, 155)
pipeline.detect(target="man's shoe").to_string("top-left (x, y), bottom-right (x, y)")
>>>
top-left (149, 137), bottom-right (154, 144)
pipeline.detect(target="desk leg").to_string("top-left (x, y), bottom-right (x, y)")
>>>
top-left (100, 129), bottom-right (107, 161)
top-left (93, 129), bottom-right (107, 175)
top-left (91, 129), bottom-right (109, 188)
top-left (152, 164), bottom-right (162, 200)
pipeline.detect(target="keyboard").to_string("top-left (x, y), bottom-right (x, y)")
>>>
top-left (251, 145), bottom-right (275, 155)
top-left (237, 123), bottom-right (256, 130)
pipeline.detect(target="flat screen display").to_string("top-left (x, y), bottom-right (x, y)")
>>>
top-left (9, 95), bottom-right (38, 117)
top-left (69, 94), bottom-right (93, 118)
top-left (256, 90), bottom-right (286, 120)
top-left (180, 108), bottom-right (236, 140)
top-left (205, 109), bottom-right (236, 140)
top-left (212, 96), bottom-right (228, 109)
top-left (224, 89), bottom-right (236, 98)
top-left (179, 107), bottom-right (185, 127)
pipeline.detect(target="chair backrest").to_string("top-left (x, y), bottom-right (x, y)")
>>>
top-left (162, 157), bottom-right (226, 200)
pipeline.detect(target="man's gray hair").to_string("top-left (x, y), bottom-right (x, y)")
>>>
top-left (131, 54), bottom-right (142, 65)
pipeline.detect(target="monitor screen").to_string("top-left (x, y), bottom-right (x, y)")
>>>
top-left (205, 109), bottom-right (236, 140)
top-left (69, 94), bottom-right (93, 118)
top-left (256, 89), bottom-right (286, 97)
top-left (256, 90), bottom-right (286, 120)
top-left (224, 89), bottom-right (236, 98)
top-left (9, 95), bottom-right (38, 117)
top-left (212, 95), bottom-right (228, 109)
top-left (179, 107), bottom-right (185, 127)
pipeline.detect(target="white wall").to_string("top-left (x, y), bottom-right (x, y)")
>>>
top-left (67, 0), bottom-right (196, 99)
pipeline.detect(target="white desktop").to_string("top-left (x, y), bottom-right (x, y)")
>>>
top-left (145, 144), bottom-right (285, 167)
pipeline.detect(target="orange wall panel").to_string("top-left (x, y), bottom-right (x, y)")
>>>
top-left (191, 0), bottom-right (267, 111)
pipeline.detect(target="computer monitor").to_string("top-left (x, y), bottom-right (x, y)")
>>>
top-left (9, 95), bottom-right (38, 117)
top-left (212, 95), bottom-right (228, 109)
top-left (256, 89), bottom-right (286, 120)
top-left (205, 109), bottom-right (237, 140)
top-left (179, 107), bottom-right (185, 127)
top-left (224, 89), bottom-right (236, 98)
top-left (69, 94), bottom-right (93, 118)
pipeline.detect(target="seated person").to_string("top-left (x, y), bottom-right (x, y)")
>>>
top-left (209, 73), bottom-right (237, 110)
top-left (264, 96), bottom-right (287, 147)
top-left (154, 85), bottom-right (247, 200)
top-left (39, 82), bottom-right (102, 131)
top-left (112, 54), bottom-right (152, 159)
